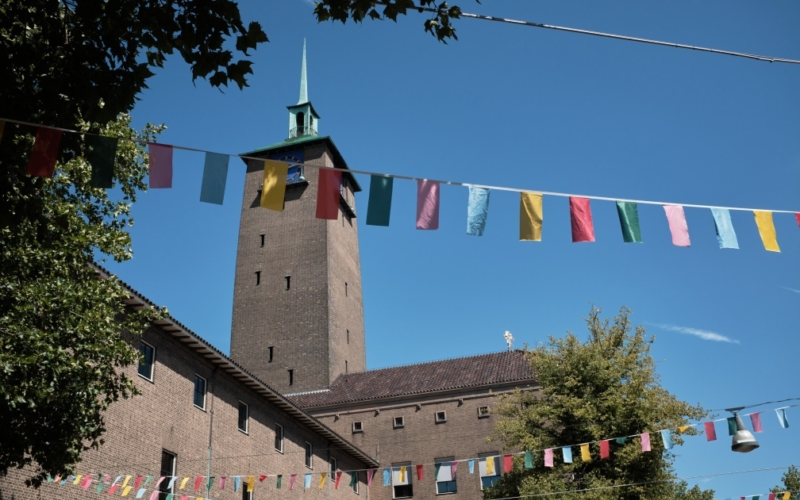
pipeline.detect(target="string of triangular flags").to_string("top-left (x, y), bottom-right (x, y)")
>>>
top-left (40, 405), bottom-right (795, 498)
top-left (6, 118), bottom-right (800, 251)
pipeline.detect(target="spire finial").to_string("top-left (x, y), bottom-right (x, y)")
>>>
top-left (298, 39), bottom-right (308, 105)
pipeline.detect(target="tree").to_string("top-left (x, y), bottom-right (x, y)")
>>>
top-left (488, 307), bottom-right (713, 500)
top-left (0, 0), bottom-right (267, 485)
top-left (772, 465), bottom-right (800, 499)
top-left (314, 0), bottom-right (470, 42)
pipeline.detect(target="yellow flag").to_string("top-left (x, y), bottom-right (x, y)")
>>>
top-left (122, 487), bottom-right (132, 497)
top-left (754, 211), bottom-right (780, 252)
top-left (782, 493), bottom-right (790, 500)
top-left (400, 466), bottom-right (407, 483)
top-left (485, 457), bottom-right (495, 475)
top-left (121, 476), bottom-right (131, 489)
top-left (319, 473), bottom-right (327, 489)
top-left (260, 160), bottom-right (289, 211)
top-left (677, 426), bottom-right (691, 434)
top-left (180, 477), bottom-right (190, 489)
top-left (74, 475), bottom-right (83, 485)
top-left (247, 476), bottom-right (255, 492)
top-left (520, 193), bottom-right (543, 241)
top-left (580, 444), bottom-right (591, 462)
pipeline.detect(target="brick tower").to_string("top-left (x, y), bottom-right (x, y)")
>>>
top-left (230, 41), bottom-right (366, 394)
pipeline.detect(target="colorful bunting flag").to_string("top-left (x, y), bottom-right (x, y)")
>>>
top-left (600, 440), bottom-right (611, 459)
top-left (366, 176), bottom-right (393, 226)
top-left (348, 472), bottom-right (356, 488)
top-left (109, 485), bottom-right (120, 495)
top-left (751, 412), bottom-right (763, 433)
top-left (304, 473), bottom-right (312, 489)
top-left (148, 490), bottom-right (159, 500)
top-left (366, 470), bottom-right (375, 487)
top-left (434, 462), bottom-right (441, 479)
top-left (234, 476), bottom-right (240, 492)
top-left (89, 135), bottom-right (118, 188)
top-left (27, 127), bottom-right (63, 178)
top-left (276, 475), bottom-right (282, 489)
top-left (677, 425), bottom-right (691, 434)
top-left (258, 475), bottom-right (267, 483)
top-left (663, 205), bottom-right (690, 247)
top-left (519, 192), bottom-right (543, 241)
top-left (154, 477), bottom-right (165, 489)
top-left (776, 408), bottom-right (790, 428)
top-left (122, 487), bottom-right (132, 497)
top-left (616, 202), bottom-right (643, 243)
top-left (289, 474), bottom-right (297, 490)
top-left (143, 476), bottom-right (153, 487)
top-left (134, 476), bottom-right (143, 489)
top-left (319, 472), bottom-right (327, 489)
top-left (246, 475), bottom-right (254, 492)
top-left (383, 468), bottom-right (391, 486)
top-left (218, 476), bottom-right (226, 490)
top-left (704, 421), bottom-right (717, 441)
top-left (416, 179), bottom-right (440, 230)
top-left (641, 433), bottom-right (651, 452)
top-left (199, 152), bottom-right (230, 205)
top-left (754, 211), bottom-right (780, 252)
top-left (148, 143), bottom-right (173, 188)
top-left (544, 449), bottom-right (553, 468)
top-left (711, 208), bottom-right (739, 249)
top-left (417, 464), bottom-right (424, 481)
top-left (468, 459), bottom-right (475, 474)
top-left (180, 477), bottom-right (190, 489)
top-left (616, 437), bottom-right (629, 445)
top-left (206, 477), bottom-right (214, 490)
top-left (580, 444), bottom-right (591, 462)
top-left (96, 482), bottom-right (105, 493)
top-left (399, 466), bottom-right (407, 483)
top-left (660, 430), bottom-right (673, 450)
top-left (782, 492), bottom-right (790, 500)
top-left (316, 168), bottom-right (342, 220)
top-left (562, 447), bottom-right (573, 463)
top-left (570, 197), bottom-right (595, 243)
top-left (466, 187), bottom-right (490, 236)
top-left (135, 489), bottom-right (146, 499)
top-left (74, 475), bottom-right (83, 485)
top-left (485, 456), bottom-right (495, 475)
top-left (795, 213), bottom-right (800, 230)
top-left (727, 417), bottom-right (738, 436)
top-left (503, 455), bottom-right (513, 474)
top-left (193, 476), bottom-right (203, 491)
top-left (261, 160), bottom-right (288, 211)
top-left (524, 451), bottom-right (534, 469)
top-left (451, 462), bottom-right (458, 477)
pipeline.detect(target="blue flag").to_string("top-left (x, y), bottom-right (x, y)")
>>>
top-left (660, 430), bottom-right (673, 450)
top-left (466, 187), bottom-right (490, 236)
top-left (199, 152), bottom-right (230, 205)
top-left (711, 208), bottom-right (739, 249)
top-left (383, 468), bottom-right (391, 486)
top-left (468, 459), bottom-right (475, 474)
top-left (776, 408), bottom-right (790, 428)
top-left (562, 447), bottom-right (573, 463)
top-left (304, 473), bottom-right (312, 489)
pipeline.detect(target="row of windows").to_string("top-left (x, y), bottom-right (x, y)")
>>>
top-left (350, 408), bottom-right (490, 434)
top-left (389, 455), bottom-right (501, 499)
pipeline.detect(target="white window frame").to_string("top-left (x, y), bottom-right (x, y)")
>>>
top-left (393, 416), bottom-right (405, 429)
top-left (305, 441), bottom-right (313, 469)
top-left (159, 450), bottom-right (177, 500)
top-left (330, 456), bottom-right (338, 474)
top-left (193, 374), bottom-right (207, 410)
top-left (275, 424), bottom-right (284, 453)
top-left (434, 458), bottom-right (457, 495)
top-left (435, 411), bottom-right (447, 423)
top-left (478, 453), bottom-right (500, 491)
top-left (138, 341), bottom-right (155, 382)
top-left (391, 463), bottom-right (413, 499)
top-left (352, 421), bottom-right (363, 433)
top-left (238, 401), bottom-right (249, 434)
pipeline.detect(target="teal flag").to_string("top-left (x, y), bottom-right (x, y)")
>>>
top-left (466, 187), bottom-right (490, 236)
top-left (348, 473), bottom-right (356, 488)
top-left (615, 437), bottom-right (629, 445)
top-left (276, 475), bottom-right (282, 489)
top-left (366, 175), bottom-right (393, 226)
top-left (200, 152), bottom-right (230, 205)
top-left (207, 477), bottom-right (214, 490)
top-left (727, 417), bottom-right (738, 436)
top-left (711, 208), bottom-right (739, 249)
top-left (616, 201), bottom-right (642, 243)
top-left (524, 451), bottom-right (534, 469)
top-left (89, 136), bottom-right (118, 188)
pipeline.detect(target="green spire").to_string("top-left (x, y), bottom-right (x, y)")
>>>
top-left (298, 39), bottom-right (308, 105)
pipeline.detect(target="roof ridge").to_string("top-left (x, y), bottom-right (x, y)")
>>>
top-left (344, 349), bottom-right (527, 378)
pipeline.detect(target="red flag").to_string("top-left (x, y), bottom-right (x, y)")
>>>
top-left (193, 476), bottom-right (202, 491)
top-left (416, 464), bottom-right (423, 481)
top-left (108, 485), bottom-right (120, 495)
top-left (503, 454), bottom-right (513, 473)
top-left (133, 476), bottom-right (143, 490)
top-left (768, 494), bottom-right (776, 500)
top-left (795, 213), bottom-right (800, 229)
top-left (316, 168), bottom-right (342, 220)
top-left (704, 421), bottom-right (717, 441)
top-left (600, 440), bottom-right (610, 459)
top-left (750, 412), bottom-right (763, 433)
top-left (569, 197), bottom-right (595, 242)
top-left (26, 128), bottom-right (63, 177)
top-left (258, 475), bottom-right (267, 482)
top-left (334, 471), bottom-right (342, 489)
top-left (366, 470), bottom-right (375, 487)
top-left (148, 143), bottom-right (173, 188)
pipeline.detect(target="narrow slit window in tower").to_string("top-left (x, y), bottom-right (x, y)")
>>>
top-left (259, 234), bottom-right (265, 247)
top-left (255, 271), bottom-right (261, 286)
top-left (288, 369), bottom-right (294, 386)
top-left (268, 346), bottom-right (274, 363)
top-left (345, 360), bottom-right (348, 374)
top-left (346, 329), bottom-right (350, 344)
top-left (345, 282), bottom-right (348, 296)
top-left (285, 276), bottom-right (291, 290)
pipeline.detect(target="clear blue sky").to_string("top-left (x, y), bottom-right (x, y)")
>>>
top-left (103, 1), bottom-right (800, 497)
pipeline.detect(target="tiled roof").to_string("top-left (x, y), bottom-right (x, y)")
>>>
top-left (288, 351), bottom-right (535, 408)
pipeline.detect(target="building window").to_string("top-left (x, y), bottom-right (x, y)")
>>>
top-left (193, 375), bottom-right (206, 410)
top-left (285, 276), bottom-right (291, 290)
top-left (345, 282), bottom-right (348, 296)
top-left (478, 406), bottom-right (490, 418)
top-left (435, 458), bottom-right (457, 495)
top-left (238, 402), bottom-right (249, 434)
top-left (275, 424), bottom-right (284, 453)
top-left (435, 411), bottom-right (447, 423)
top-left (478, 454), bottom-right (500, 490)
top-left (242, 489), bottom-right (252, 500)
top-left (391, 463), bottom-right (413, 499)
top-left (288, 369), bottom-right (294, 386)
top-left (393, 416), bottom-right (404, 429)
top-left (159, 450), bottom-right (176, 500)
top-left (255, 271), bottom-right (261, 285)
top-left (305, 442), bottom-right (313, 469)
top-left (330, 457), bottom-right (338, 474)
top-left (346, 329), bottom-right (350, 344)
top-left (268, 346), bottom-right (274, 363)
top-left (352, 421), bottom-right (363, 433)
top-left (259, 234), bottom-right (265, 247)
top-left (345, 360), bottom-right (348, 374)
top-left (138, 341), bottom-right (155, 381)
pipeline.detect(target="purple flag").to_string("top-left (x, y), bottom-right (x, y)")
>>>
top-left (416, 180), bottom-right (440, 230)
top-left (148, 143), bottom-right (173, 188)
top-left (750, 412), bottom-right (763, 433)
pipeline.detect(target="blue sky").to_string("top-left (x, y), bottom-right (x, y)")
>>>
top-left (103, 1), bottom-right (800, 497)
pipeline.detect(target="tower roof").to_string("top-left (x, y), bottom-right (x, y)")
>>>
top-left (298, 39), bottom-right (308, 105)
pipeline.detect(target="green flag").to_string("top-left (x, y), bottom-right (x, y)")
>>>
top-left (524, 451), bottom-right (534, 469)
top-left (206, 477), bottom-right (214, 490)
top-left (727, 417), bottom-right (738, 436)
top-left (89, 136), bottom-right (118, 188)
top-left (348, 473), bottom-right (356, 488)
top-left (366, 175), bottom-right (393, 226)
top-left (276, 475), bottom-right (282, 489)
top-left (616, 201), bottom-right (642, 243)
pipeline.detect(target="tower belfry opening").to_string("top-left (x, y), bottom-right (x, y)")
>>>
top-left (287, 39), bottom-right (319, 139)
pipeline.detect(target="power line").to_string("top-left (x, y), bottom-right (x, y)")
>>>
top-left (397, 2), bottom-right (800, 65)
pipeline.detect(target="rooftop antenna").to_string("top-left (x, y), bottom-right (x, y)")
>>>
top-left (504, 331), bottom-right (514, 351)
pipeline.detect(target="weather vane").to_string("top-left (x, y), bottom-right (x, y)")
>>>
top-left (504, 331), bottom-right (514, 351)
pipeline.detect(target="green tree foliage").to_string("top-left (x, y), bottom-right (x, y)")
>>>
top-left (0, 0), bottom-right (267, 486)
top-left (488, 307), bottom-right (713, 500)
top-left (772, 465), bottom-right (800, 499)
top-left (314, 0), bottom-right (471, 42)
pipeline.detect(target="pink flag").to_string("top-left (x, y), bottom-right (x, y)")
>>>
top-left (663, 205), bottom-right (690, 247)
top-left (108, 485), bottom-right (120, 495)
top-left (103, 474), bottom-right (112, 483)
top-left (544, 449), bottom-right (554, 467)
top-left (316, 168), bottom-right (342, 220)
top-left (451, 462), bottom-right (458, 477)
top-left (26, 128), bottom-right (63, 178)
top-left (83, 479), bottom-right (93, 491)
top-left (569, 197), bottom-right (595, 242)
top-left (334, 471), bottom-right (342, 489)
top-left (416, 180), bottom-right (440, 230)
top-left (289, 474), bottom-right (298, 490)
top-left (148, 491), bottom-right (159, 500)
top-left (148, 143), bottom-right (173, 188)
top-left (154, 477), bottom-right (165, 489)
top-left (704, 421), bottom-right (717, 441)
top-left (219, 476), bottom-right (226, 490)
top-left (503, 454), bottom-right (513, 473)
top-left (640, 433), bottom-right (651, 452)
top-left (193, 476), bottom-right (202, 491)
top-left (366, 470), bottom-right (375, 487)
top-left (750, 412), bottom-right (763, 433)
top-left (600, 440), bottom-right (610, 459)
top-left (181, 497), bottom-right (188, 500)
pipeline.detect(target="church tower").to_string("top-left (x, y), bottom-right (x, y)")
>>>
top-left (230, 41), bottom-right (366, 394)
